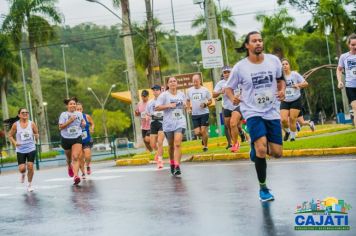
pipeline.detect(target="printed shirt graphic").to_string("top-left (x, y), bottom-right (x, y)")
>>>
top-left (186, 86), bottom-right (211, 115)
top-left (214, 79), bottom-right (239, 111)
top-left (226, 54), bottom-right (282, 120)
top-left (59, 111), bottom-right (84, 139)
top-left (137, 101), bottom-right (151, 130)
top-left (284, 71), bottom-right (305, 102)
top-left (338, 52), bottom-right (356, 88)
top-left (15, 120), bottom-right (36, 153)
top-left (155, 90), bottom-right (187, 132)
top-left (146, 99), bottom-right (164, 123)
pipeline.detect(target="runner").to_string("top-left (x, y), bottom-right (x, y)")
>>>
top-left (296, 109), bottom-right (315, 132)
top-left (213, 66), bottom-right (243, 152)
top-left (59, 97), bottom-right (85, 185)
top-left (6, 108), bottom-right (39, 192)
top-left (146, 85), bottom-right (165, 169)
top-left (337, 33), bottom-right (356, 126)
top-left (280, 58), bottom-right (309, 141)
top-left (76, 102), bottom-right (94, 178)
top-left (155, 77), bottom-right (186, 176)
top-left (135, 90), bottom-right (153, 152)
top-left (226, 31), bottom-right (286, 201)
top-left (186, 74), bottom-right (212, 152)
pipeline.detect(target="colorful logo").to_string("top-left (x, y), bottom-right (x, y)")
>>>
top-left (294, 197), bottom-right (352, 231)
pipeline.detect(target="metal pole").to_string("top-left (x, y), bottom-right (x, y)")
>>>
top-left (170, 0), bottom-right (181, 74)
top-left (28, 91), bottom-right (34, 121)
top-left (125, 70), bottom-right (136, 144)
top-left (19, 50), bottom-right (29, 109)
top-left (61, 45), bottom-right (69, 98)
top-left (217, 0), bottom-right (229, 66)
top-left (324, 23), bottom-right (339, 122)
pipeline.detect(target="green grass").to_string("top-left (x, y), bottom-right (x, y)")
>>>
top-left (0, 150), bottom-right (60, 164)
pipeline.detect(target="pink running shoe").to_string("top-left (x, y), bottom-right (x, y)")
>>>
top-left (73, 176), bottom-right (81, 185)
top-left (231, 142), bottom-right (240, 153)
top-left (68, 165), bottom-right (74, 177)
top-left (86, 166), bottom-right (91, 175)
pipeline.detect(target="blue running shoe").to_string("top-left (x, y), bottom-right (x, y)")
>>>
top-left (259, 188), bottom-right (274, 202)
top-left (250, 143), bottom-right (256, 162)
top-left (296, 122), bottom-right (301, 132)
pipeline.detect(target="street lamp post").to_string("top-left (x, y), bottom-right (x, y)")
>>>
top-left (88, 84), bottom-right (116, 143)
top-left (192, 61), bottom-right (203, 72)
top-left (170, 0), bottom-right (181, 74)
top-left (61, 44), bottom-right (69, 98)
top-left (217, 0), bottom-right (229, 66)
top-left (43, 102), bottom-right (51, 144)
top-left (324, 23), bottom-right (339, 122)
top-left (124, 70), bottom-right (136, 144)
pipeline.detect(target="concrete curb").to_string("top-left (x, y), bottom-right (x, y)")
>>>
top-left (191, 147), bottom-right (356, 162)
top-left (116, 158), bottom-right (150, 166)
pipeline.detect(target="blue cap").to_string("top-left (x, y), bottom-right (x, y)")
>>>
top-left (151, 85), bottom-right (161, 90)
top-left (222, 66), bottom-right (231, 72)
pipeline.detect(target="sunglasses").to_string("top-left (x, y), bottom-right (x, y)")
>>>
top-left (223, 71), bottom-right (230, 74)
top-left (21, 112), bottom-right (29, 114)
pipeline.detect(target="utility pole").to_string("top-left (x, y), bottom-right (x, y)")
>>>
top-left (145, 0), bottom-right (162, 86)
top-left (170, 0), bottom-right (181, 74)
top-left (217, 0), bottom-right (229, 66)
top-left (204, 0), bottom-right (222, 136)
top-left (121, 0), bottom-right (143, 147)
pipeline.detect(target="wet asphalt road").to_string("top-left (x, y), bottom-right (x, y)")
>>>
top-left (0, 156), bottom-right (355, 236)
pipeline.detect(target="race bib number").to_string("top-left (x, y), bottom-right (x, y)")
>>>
top-left (20, 132), bottom-right (32, 141)
top-left (68, 126), bottom-right (79, 136)
top-left (254, 90), bottom-right (274, 108)
top-left (153, 111), bottom-right (163, 117)
top-left (285, 87), bottom-right (295, 97)
top-left (140, 112), bottom-right (147, 119)
top-left (173, 109), bottom-right (183, 120)
top-left (350, 67), bottom-right (356, 79)
top-left (82, 130), bottom-right (88, 139)
top-left (192, 93), bottom-right (203, 101)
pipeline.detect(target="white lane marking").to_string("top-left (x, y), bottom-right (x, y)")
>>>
top-left (87, 176), bottom-right (122, 180)
top-left (0, 193), bottom-right (12, 197)
top-left (95, 167), bottom-right (167, 174)
top-left (34, 185), bottom-right (65, 189)
top-left (45, 175), bottom-right (122, 182)
top-left (44, 177), bottom-right (72, 182)
top-left (0, 186), bottom-right (11, 190)
top-left (192, 158), bottom-right (356, 167)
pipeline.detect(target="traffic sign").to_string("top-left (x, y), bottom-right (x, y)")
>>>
top-left (201, 39), bottom-right (224, 69)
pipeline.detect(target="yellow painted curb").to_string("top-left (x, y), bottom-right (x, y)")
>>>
top-left (116, 158), bottom-right (150, 166)
top-left (323, 147), bottom-right (356, 155)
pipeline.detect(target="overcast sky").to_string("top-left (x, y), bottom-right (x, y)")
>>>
top-left (0, 0), bottom-right (312, 36)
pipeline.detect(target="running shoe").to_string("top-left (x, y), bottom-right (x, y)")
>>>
top-left (170, 165), bottom-right (175, 175)
top-left (86, 166), bottom-right (91, 175)
top-left (296, 122), bottom-right (301, 132)
top-left (203, 147), bottom-right (208, 152)
top-left (309, 121), bottom-right (315, 132)
top-left (290, 132), bottom-right (296, 142)
top-left (20, 173), bottom-right (25, 183)
top-left (259, 188), bottom-right (274, 202)
top-left (240, 131), bottom-right (246, 142)
top-left (250, 143), bottom-right (256, 162)
top-left (73, 176), bottom-right (81, 185)
top-left (68, 165), bottom-right (74, 177)
top-left (283, 132), bottom-right (290, 142)
top-left (173, 166), bottom-right (181, 176)
top-left (27, 185), bottom-right (34, 192)
top-left (230, 142), bottom-right (240, 153)
top-left (82, 173), bottom-right (86, 180)
top-left (225, 144), bottom-right (232, 150)
top-left (158, 160), bottom-right (164, 169)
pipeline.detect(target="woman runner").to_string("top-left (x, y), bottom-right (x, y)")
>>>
top-left (155, 77), bottom-right (187, 176)
top-left (59, 97), bottom-right (85, 185)
top-left (76, 102), bottom-right (94, 178)
top-left (6, 108), bottom-right (39, 192)
top-left (280, 58), bottom-right (308, 141)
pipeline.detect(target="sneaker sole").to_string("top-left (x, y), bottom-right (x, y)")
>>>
top-left (259, 197), bottom-right (275, 202)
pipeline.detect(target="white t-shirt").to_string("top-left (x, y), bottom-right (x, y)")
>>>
top-left (146, 99), bottom-right (164, 123)
top-left (226, 54), bottom-right (283, 120)
top-left (186, 86), bottom-right (211, 115)
top-left (214, 79), bottom-right (239, 111)
top-left (59, 111), bottom-right (84, 139)
top-left (338, 52), bottom-right (356, 88)
top-left (155, 90), bottom-right (187, 132)
top-left (284, 71), bottom-right (305, 102)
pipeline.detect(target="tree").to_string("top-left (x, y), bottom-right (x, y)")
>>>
top-left (3, 0), bottom-right (62, 148)
top-left (0, 33), bottom-right (18, 121)
top-left (256, 8), bottom-right (297, 60)
top-left (92, 109), bottom-right (131, 137)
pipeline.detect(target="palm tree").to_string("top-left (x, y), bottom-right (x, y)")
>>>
top-left (191, 5), bottom-right (237, 63)
top-left (256, 8), bottom-right (296, 60)
top-left (2, 0), bottom-right (62, 147)
top-left (0, 33), bottom-right (19, 121)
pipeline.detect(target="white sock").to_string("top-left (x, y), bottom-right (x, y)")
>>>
top-left (285, 128), bottom-right (290, 133)
top-left (158, 156), bottom-right (163, 162)
top-left (290, 132), bottom-right (296, 139)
